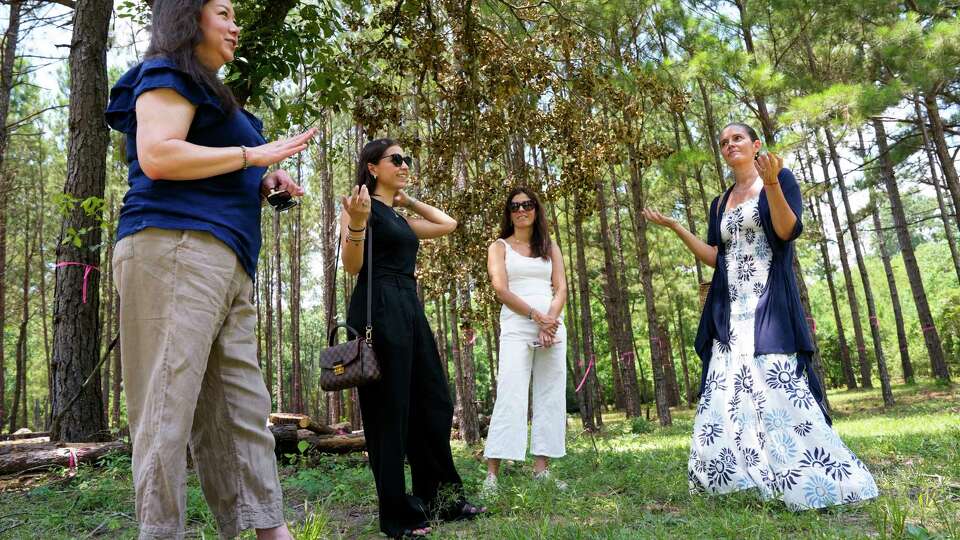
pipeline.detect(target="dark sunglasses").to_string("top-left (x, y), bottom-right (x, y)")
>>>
top-left (380, 153), bottom-right (413, 168)
top-left (509, 200), bottom-right (537, 212)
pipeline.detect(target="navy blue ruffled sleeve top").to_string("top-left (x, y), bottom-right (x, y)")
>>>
top-left (105, 56), bottom-right (267, 280)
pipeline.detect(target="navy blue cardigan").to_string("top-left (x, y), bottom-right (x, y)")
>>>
top-left (694, 168), bottom-right (830, 424)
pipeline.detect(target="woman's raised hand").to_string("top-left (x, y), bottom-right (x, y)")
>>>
top-left (247, 128), bottom-right (317, 168)
top-left (755, 152), bottom-right (784, 186)
top-left (642, 208), bottom-right (677, 229)
top-left (341, 184), bottom-right (371, 225)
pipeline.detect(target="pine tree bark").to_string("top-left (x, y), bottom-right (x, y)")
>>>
top-left (50, 0), bottom-right (112, 442)
top-left (922, 92), bottom-right (960, 235)
top-left (913, 97), bottom-right (960, 282)
top-left (554, 200), bottom-right (589, 424)
top-left (872, 118), bottom-right (950, 382)
top-left (808, 197), bottom-right (857, 390)
top-left (263, 247), bottom-right (274, 402)
top-left (101, 218), bottom-right (113, 427)
top-left (273, 212), bottom-right (283, 410)
top-left (596, 181), bottom-right (626, 410)
top-left (10, 216), bottom-right (31, 431)
top-left (661, 322), bottom-right (681, 407)
top-left (626, 146), bottom-right (671, 426)
top-left (816, 144), bottom-right (872, 388)
top-left (610, 172), bottom-right (643, 411)
top-left (696, 78), bottom-right (726, 193)
top-left (449, 286), bottom-right (480, 443)
top-left (290, 206), bottom-right (303, 413)
top-left (675, 300), bottom-right (693, 407)
top-left (0, 0), bottom-right (24, 429)
top-left (38, 141), bottom-right (52, 428)
top-left (111, 288), bottom-right (121, 427)
top-left (869, 193), bottom-right (913, 384)
top-left (824, 129), bottom-right (890, 404)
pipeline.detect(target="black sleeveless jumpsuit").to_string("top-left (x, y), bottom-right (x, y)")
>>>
top-left (347, 198), bottom-right (464, 537)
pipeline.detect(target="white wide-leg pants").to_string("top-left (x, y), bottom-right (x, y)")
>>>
top-left (484, 310), bottom-right (567, 460)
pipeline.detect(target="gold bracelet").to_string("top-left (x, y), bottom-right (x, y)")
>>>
top-left (240, 146), bottom-right (249, 170)
top-left (347, 235), bottom-right (365, 243)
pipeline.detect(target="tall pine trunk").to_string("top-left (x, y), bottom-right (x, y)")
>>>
top-left (922, 92), bottom-right (960, 235)
top-left (626, 147), bottom-right (671, 426)
top-left (824, 130), bottom-right (891, 404)
top-left (596, 179), bottom-right (626, 410)
top-left (809, 197), bottom-right (857, 390)
top-left (572, 212), bottom-right (601, 430)
top-left (872, 118), bottom-right (950, 382)
top-left (913, 97), bottom-right (960, 282)
top-left (51, 0), bottom-right (112, 442)
top-left (816, 144), bottom-right (872, 388)
top-left (0, 0), bottom-right (23, 429)
top-left (449, 287), bottom-right (480, 443)
top-left (273, 211), bottom-right (283, 410)
top-left (869, 194), bottom-right (914, 384)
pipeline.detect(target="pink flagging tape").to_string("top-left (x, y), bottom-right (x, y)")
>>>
top-left (55, 261), bottom-right (100, 304)
top-left (575, 357), bottom-right (596, 393)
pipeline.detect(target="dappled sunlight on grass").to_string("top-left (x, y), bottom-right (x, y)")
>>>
top-left (0, 382), bottom-right (957, 538)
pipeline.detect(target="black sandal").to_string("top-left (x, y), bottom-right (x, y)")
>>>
top-left (438, 499), bottom-right (487, 522)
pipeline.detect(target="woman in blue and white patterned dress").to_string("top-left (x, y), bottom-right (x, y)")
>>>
top-left (644, 123), bottom-right (878, 510)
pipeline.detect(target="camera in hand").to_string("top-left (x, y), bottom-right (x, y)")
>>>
top-left (266, 189), bottom-right (298, 212)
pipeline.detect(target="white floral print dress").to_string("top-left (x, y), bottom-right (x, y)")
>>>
top-left (687, 194), bottom-right (879, 510)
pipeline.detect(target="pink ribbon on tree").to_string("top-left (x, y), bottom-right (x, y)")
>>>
top-left (55, 261), bottom-right (100, 304)
top-left (575, 356), bottom-right (595, 393)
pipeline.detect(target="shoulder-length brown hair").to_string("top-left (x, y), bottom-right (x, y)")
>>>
top-left (498, 187), bottom-right (552, 260)
top-left (146, 0), bottom-right (238, 114)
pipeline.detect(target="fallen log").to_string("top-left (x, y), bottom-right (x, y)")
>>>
top-left (0, 431), bottom-right (51, 442)
top-left (0, 438), bottom-right (54, 457)
top-left (268, 413), bottom-right (336, 435)
top-left (269, 425), bottom-right (365, 456)
top-left (0, 441), bottom-right (129, 475)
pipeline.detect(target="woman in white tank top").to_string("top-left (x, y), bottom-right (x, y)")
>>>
top-left (483, 188), bottom-right (568, 495)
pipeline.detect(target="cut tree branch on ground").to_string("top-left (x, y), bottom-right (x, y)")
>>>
top-left (269, 424), bottom-right (365, 456)
top-left (0, 441), bottom-right (128, 475)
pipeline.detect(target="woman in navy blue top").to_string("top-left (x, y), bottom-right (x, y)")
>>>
top-left (104, 1), bottom-right (312, 538)
top-left (644, 123), bottom-right (878, 509)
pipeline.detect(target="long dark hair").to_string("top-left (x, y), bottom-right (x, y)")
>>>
top-left (498, 187), bottom-right (552, 260)
top-left (145, 0), bottom-right (237, 114)
top-left (356, 138), bottom-right (397, 195)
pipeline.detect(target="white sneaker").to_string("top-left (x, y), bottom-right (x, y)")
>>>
top-left (481, 473), bottom-right (498, 498)
top-left (533, 469), bottom-right (567, 491)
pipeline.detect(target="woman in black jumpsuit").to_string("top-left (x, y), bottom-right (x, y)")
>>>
top-left (340, 138), bottom-right (485, 538)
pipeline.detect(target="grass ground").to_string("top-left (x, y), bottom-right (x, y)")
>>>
top-left (0, 382), bottom-right (957, 539)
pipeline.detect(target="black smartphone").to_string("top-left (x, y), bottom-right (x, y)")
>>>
top-left (267, 189), bottom-right (298, 212)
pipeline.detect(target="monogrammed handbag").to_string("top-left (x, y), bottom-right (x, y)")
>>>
top-left (319, 224), bottom-right (381, 391)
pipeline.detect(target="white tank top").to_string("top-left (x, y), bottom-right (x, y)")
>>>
top-left (498, 238), bottom-right (553, 298)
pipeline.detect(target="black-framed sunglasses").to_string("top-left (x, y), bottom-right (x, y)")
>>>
top-left (379, 153), bottom-right (413, 168)
top-left (509, 200), bottom-right (537, 212)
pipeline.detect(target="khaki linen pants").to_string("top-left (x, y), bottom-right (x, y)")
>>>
top-left (113, 228), bottom-right (284, 539)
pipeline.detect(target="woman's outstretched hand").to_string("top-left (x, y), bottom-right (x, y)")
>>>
top-left (247, 128), bottom-right (317, 168)
top-left (642, 208), bottom-right (677, 229)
